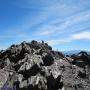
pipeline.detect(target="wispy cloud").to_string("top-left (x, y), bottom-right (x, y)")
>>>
top-left (71, 31), bottom-right (90, 40)
top-left (37, 10), bottom-right (90, 36)
top-left (58, 10), bottom-right (90, 29)
top-left (47, 31), bottom-right (90, 46)
top-left (47, 39), bottom-right (69, 46)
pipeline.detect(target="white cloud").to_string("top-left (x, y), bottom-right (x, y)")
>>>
top-left (55, 10), bottom-right (90, 31)
top-left (36, 10), bottom-right (90, 37)
top-left (47, 39), bottom-right (71, 46)
top-left (47, 31), bottom-right (90, 46)
top-left (71, 31), bottom-right (90, 40)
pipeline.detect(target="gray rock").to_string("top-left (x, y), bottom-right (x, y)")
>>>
top-left (0, 40), bottom-right (90, 90)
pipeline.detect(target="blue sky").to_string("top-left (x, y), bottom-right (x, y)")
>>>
top-left (0, 0), bottom-right (90, 51)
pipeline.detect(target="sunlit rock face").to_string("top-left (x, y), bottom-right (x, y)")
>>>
top-left (0, 40), bottom-right (90, 90)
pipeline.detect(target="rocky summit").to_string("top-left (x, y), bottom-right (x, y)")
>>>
top-left (0, 40), bottom-right (90, 90)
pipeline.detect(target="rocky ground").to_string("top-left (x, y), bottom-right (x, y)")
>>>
top-left (0, 40), bottom-right (90, 90)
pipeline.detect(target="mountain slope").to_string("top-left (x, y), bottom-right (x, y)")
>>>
top-left (0, 40), bottom-right (90, 90)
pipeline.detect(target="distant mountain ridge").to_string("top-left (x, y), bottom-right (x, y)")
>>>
top-left (63, 50), bottom-right (90, 55)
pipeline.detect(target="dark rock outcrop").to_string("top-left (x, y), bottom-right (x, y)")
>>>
top-left (71, 51), bottom-right (90, 67)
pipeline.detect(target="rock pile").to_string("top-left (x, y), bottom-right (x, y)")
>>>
top-left (0, 40), bottom-right (90, 90)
